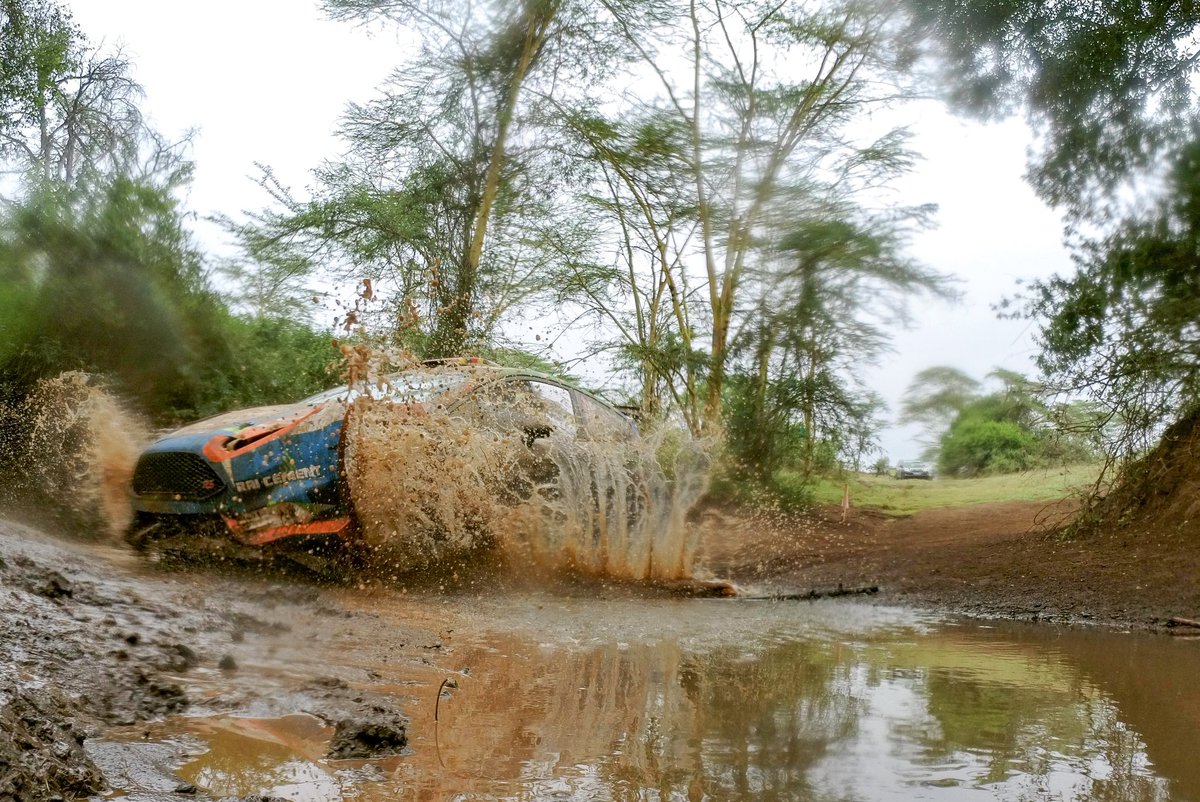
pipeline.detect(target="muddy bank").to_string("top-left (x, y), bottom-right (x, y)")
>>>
top-left (0, 521), bottom-right (424, 801)
top-left (697, 498), bottom-right (1200, 629)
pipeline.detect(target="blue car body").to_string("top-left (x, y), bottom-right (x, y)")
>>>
top-left (127, 359), bottom-right (638, 556)
top-left (130, 400), bottom-right (352, 547)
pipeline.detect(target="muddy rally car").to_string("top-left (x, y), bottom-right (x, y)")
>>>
top-left (127, 358), bottom-right (638, 571)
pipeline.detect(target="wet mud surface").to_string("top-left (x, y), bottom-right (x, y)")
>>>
top-left (3, 497), bottom-right (1199, 800)
top-left (0, 521), bottom-right (423, 801)
top-left (700, 498), bottom-right (1200, 629)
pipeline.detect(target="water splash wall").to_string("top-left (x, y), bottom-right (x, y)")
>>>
top-left (343, 397), bottom-right (534, 573)
top-left (341, 373), bottom-right (712, 581)
top-left (0, 372), bottom-right (150, 537)
top-left (530, 432), bottom-right (711, 580)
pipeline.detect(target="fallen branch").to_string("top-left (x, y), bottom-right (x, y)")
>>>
top-left (742, 584), bottom-right (880, 601)
top-left (657, 579), bottom-right (880, 600)
top-left (662, 579), bottom-right (740, 597)
top-left (1167, 616), bottom-right (1200, 629)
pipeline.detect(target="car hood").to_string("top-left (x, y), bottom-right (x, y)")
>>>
top-left (163, 402), bottom-right (322, 439)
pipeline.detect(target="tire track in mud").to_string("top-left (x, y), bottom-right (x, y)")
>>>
top-left (0, 520), bottom-right (436, 801)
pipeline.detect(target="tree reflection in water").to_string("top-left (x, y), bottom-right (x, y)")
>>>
top-left (170, 616), bottom-right (1197, 801)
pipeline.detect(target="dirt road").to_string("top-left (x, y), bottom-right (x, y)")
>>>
top-left (698, 498), bottom-right (1200, 627)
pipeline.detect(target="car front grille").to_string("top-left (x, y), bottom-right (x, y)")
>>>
top-left (132, 452), bottom-right (226, 500)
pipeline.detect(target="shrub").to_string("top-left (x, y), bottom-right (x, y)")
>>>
top-left (939, 418), bottom-right (1037, 476)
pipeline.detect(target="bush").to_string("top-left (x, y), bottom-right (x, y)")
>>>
top-left (939, 418), bottom-right (1038, 476)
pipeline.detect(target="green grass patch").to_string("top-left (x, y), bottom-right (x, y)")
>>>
top-left (796, 463), bottom-right (1104, 515)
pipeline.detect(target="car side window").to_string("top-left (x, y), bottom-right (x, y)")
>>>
top-left (526, 381), bottom-right (577, 438)
top-left (573, 391), bottom-right (636, 441)
top-left (458, 379), bottom-right (576, 441)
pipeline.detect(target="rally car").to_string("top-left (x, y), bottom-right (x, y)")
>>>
top-left (127, 358), bottom-right (637, 568)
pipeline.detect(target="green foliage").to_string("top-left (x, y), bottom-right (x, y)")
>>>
top-left (0, 171), bottom-right (222, 416)
top-left (903, 366), bottom-right (1102, 476)
top-left (900, 365), bottom-right (980, 435)
top-left (0, 162), bottom-right (337, 423)
top-left (727, 201), bottom-right (949, 478)
top-left (722, 373), bottom-right (808, 480)
top-left (906, 0), bottom-right (1200, 220)
top-left (1014, 135), bottom-right (1200, 457)
top-left (188, 314), bottom-right (340, 420)
top-left (706, 463), bottom-right (814, 515)
top-left (0, 0), bottom-right (343, 428)
top-left (0, 0), bottom-right (143, 187)
top-left (939, 417), bottom-right (1037, 477)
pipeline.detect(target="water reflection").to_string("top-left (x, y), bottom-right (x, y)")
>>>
top-left (169, 609), bottom-right (1200, 801)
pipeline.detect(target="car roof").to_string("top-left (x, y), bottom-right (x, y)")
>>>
top-left (318, 358), bottom-right (626, 413)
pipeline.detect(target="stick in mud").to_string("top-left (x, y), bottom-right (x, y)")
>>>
top-left (435, 677), bottom-right (458, 722)
top-left (1167, 616), bottom-right (1200, 629)
top-left (741, 584), bottom-right (881, 601)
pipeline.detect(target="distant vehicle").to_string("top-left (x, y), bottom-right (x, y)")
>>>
top-left (126, 358), bottom-right (638, 567)
top-left (895, 460), bottom-right (933, 480)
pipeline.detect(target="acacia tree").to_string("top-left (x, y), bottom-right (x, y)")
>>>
top-left (225, 0), bottom-right (627, 356)
top-left (0, 0), bottom-right (143, 189)
top-left (594, 0), bottom-right (916, 433)
top-left (899, 365), bottom-right (981, 447)
top-left (553, 106), bottom-right (707, 430)
top-left (730, 197), bottom-right (948, 476)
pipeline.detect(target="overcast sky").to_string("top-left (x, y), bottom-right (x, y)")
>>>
top-left (70, 0), bottom-right (1073, 461)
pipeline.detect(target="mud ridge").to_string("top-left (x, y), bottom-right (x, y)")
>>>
top-left (0, 519), bottom-right (427, 800)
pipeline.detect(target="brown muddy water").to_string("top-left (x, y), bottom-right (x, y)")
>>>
top-left (91, 589), bottom-right (1200, 802)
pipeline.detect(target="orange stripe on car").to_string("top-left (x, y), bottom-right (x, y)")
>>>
top-left (223, 516), bottom-right (351, 546)
top-left (203, 406), bottom-right (324, 462)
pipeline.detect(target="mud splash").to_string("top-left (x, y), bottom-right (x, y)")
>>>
top-left (0, 371), bottom-right (149, 537)
top-left (342, 364), bottom-right (712, 581)
top-left (344, 395), bottom-right (530, 572)
top-left (531, 430), bottom-right (711, 580)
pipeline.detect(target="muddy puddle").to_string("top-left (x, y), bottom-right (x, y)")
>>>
top-left (90, 590), bottom-right (1200, 802)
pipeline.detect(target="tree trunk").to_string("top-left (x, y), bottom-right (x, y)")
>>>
top-left (434, 0), bottom-right (554, 355)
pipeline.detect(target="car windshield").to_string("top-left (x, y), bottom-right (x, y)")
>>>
top-left (301, 370), bottom-right (470, 406)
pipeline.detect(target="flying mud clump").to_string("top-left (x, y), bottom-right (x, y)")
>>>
top-left (341, 366), bottom-right (712, 581)
top-left (0, 371), bottom-right (149, 537)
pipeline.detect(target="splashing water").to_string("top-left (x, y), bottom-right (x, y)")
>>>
top-left (341, 369), bottom-right (712, 581)
top-left (343, 396), bottom-right (532, 572)
top-left (530, 431), bottom-right (712, 580)
top-left (0, 372), bottom-right (150, 538)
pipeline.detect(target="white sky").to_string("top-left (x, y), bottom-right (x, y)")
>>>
top-left (70, 0), bottom-right (1073, 462)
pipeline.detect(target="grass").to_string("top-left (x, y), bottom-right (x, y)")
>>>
top-left (796, 463), bottom-right (1104, 516)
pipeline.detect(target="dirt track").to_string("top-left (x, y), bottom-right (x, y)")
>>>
top-left (699, 498), bottom-right (1200, 627)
